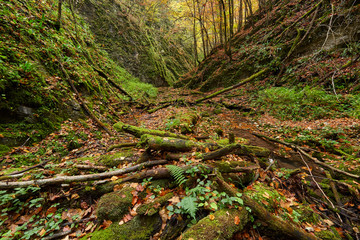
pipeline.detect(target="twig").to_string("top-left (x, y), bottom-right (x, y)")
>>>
top-left (7, 160), bottom-right (51, 176)
top-left (298, 151), bottom-right (342, 223)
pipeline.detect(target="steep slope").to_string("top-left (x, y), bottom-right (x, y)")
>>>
top-left (177, 0), bottom-right (360, 92)
top-left (76, 0), bottom-right (194, 87)
top-left (0, 0), bottom-right (157, 146)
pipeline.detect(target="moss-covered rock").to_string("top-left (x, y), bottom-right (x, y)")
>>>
top-left (181, 208), bottom-right (249, 240)
top-left (96, 186), bottom-right (134, 222)
top-left (82, 214), bottom-right (162, 240)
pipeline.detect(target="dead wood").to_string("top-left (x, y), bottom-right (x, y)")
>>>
top-left (73, 164), bottom-right (107, 171)
top-left (58, 58), bottom-right (114, 136)
top-left (194, 68), bottom-right (269, 104)
top-left (113, 122), bottom-right (189, 139)
top-left (0, 160), bottom-right (167, 189)
top-left (254, 133), bottom-right (360, 180)
top-left (107, 142), bottom-right (138, 152)
top-left (139, 134), bottom-right (219, 152)
top-left (118, 163), bottom-right (258, 183)
top-left (216, 174), bottom-right (319, 240)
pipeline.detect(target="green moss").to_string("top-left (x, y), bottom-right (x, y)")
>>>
top-left (96, 186), bottom-right (134, 222)
top-left (100, 151), bottom-right (134, 168)
top-left (181, 208), bottom-right (249, 240)
top-left (82, 215), bottom-right (162, 240)
top-left (0, 144), bottom-right (10, 156)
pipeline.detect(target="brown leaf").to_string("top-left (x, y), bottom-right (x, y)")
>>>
top-left (15, 215), bottom-right (31, 225)
top-left (102, 219), bottom-right (112, 229)
top-left (46, 207), bottom-right (57, 216)
top-left (39, 228), bottom-right (46, 236)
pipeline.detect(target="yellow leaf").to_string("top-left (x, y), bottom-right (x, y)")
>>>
top-left (39, 228), bottom-right (46, 236)
top-left (209, 214), bottom-right (215, 220)
top-left (71, 193), bottom-right (80, 199)
top-left (111, 176), bottom-right (118, 181)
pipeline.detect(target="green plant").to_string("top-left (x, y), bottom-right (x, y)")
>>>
top-left (166, 165), bottom-right (187, 186)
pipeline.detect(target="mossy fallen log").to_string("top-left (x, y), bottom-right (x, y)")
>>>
top-left (113, 122), bottom-right (189, 139)
top-left (139, 134), bottom-right (219, 152)
top-left (181, 208), bottom-right (249, 240)
top-left (216, 175), bottom-right (319, 240)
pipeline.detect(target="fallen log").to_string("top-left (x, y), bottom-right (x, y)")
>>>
top-left (254, 133), bottom-right (360, 180)
top-left (107, 142), bottom-right (138, 152)
top-left (216, 174), bottom-right (319, 240)
top-left (139, 134), bottom-right (219, 152)
top-left (113, 122), bottom-right (189, 139)
top-left (0, 160), bottom-right (167, 189)
top-left (194, 68), bottom-right (269, 104)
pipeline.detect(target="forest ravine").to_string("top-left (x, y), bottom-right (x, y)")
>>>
top-left (0, 0), bottom-right (359, 240)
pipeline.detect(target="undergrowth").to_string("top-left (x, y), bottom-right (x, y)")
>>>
top-left (253, 87), bottom-right (360, 120)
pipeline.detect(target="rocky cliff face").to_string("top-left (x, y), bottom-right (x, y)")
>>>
top-left (76, 0), bottom-right (194, 87)
top-left (177, 0), bottom-right (360, 92)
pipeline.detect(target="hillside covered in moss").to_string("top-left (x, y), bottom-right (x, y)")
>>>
top-left (0, 0), bottom-right (159, 146)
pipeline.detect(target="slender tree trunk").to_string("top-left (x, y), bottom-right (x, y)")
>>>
top-left (219, 1), bottom-right (224, 44)
top-left (237, 0), bottom-right (243, 31)
top-left (192, 0), bottom-right (198, 65)
top-left (56, 0), bottom-right (63, 30)
top-left (210, 0), bottom-right (218, 46)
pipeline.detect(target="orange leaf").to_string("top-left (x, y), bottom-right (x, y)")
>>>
top-left (39, 228), bottom-right (46, 236)
top-left (234, 216), bottom-right (240, 225)
top-left (209, 214), bottom-right (215, 220)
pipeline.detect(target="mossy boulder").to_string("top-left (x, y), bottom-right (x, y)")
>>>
top-left (181, 208), bottom-right (249, 240)
top-left (165, 111), bottom-right (199, 134)
top-left (81, 214), bottom-right (162, 240)
top-left (96, 186), bottom-right (134, 222)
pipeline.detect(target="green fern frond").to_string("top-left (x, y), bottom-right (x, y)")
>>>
top-left (179, 196), bottom-right (198, 219)
top-left (166, 165), bottom-right (186, 186)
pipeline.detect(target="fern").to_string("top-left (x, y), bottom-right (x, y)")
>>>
top-left (178, 196), bottom-right (198, 219)
top-left (166, 165), bottom-right (186, 186)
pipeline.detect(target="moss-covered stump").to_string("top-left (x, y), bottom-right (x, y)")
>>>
top-left (96, 186), bottom-right (134, 222)
top-left (113, 122), bottom-right (189, 139)
top-left (181, 208), bottom-right (249, 240)
top-left (82, 214), bottom-right (162, 240)
top-left (165, 111), bottom-right (199, 134)
top-left (137, 192), bottom-right (174, 216)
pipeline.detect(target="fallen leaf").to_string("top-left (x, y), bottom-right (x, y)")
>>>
top-left (46, 207), bottom-right (57, 216)
top-left (111, 176), bottom-right (118, 181)
top-left (234, 216), bottom-right (240, 225)
top-left (209, 214), bottom-right (215, 220)
top-left (71, 193), bottom-right (80, 199)
top-left (323, 219), bottom-right (334, 226)
top-left (15, 215), bottom-right (31, 225)
top-left (168, 196), bottom-right (181, 204)
top-left (102, 219), bottom-right (112, 229)
top-left (39, 228), bottom-right (46, 236)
